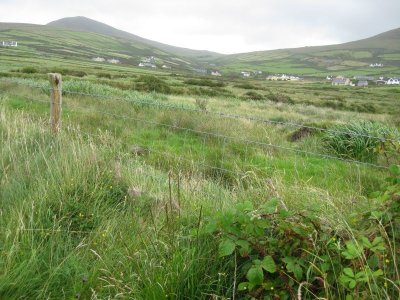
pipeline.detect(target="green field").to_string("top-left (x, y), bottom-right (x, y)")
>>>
top-left (1, 20), bottom-right (400, 300)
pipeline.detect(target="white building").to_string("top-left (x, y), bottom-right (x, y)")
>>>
top-left (1, 41), bottom-right (18, 47)
top-left (241, 71), bottom-right (251, 77)
top-left (387, 78), bottom-right (400, 85)
top-left (92, 57), bottom-right (105, 62)
top-left (370, 63), bottom-right (383, 68)
top-left (211, 71), bottom-right (222, 76)
top-left (107, 58), bottom-right (120, 64)
top-left (139, 62), bottom-right (156, 68)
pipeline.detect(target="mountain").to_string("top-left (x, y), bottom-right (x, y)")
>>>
top-left (47, 16), bottom-right (222, 61)
top-left (217, 28), bottom-right (400, 76)
top-left (0, 16), bottom-right (399, 77)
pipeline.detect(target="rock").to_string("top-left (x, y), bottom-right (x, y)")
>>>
top-left (130, 145), bottom-right (148, 156)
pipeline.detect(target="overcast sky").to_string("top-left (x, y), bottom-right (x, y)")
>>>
top-left (1, 0), bottom-right (399, 54)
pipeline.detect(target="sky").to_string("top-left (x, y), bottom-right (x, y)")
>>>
top-left (0, 0), bottom-right (399, 54)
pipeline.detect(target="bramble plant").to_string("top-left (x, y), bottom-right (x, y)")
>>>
top-left (206, 165), bottom-right (400, 299)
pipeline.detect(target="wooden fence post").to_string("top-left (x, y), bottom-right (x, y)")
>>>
top-left (48, 73), bottom-right (62, 134)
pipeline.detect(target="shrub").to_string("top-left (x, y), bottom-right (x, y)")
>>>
top-left (266, 92), bottom-right (294, 104)
top-left (234, 83), bottom-right (258, 90)
top-left (137, 75), bottom-right (171, 94)
top-left (205, 165), bottom-right (400, 299)
top-left (184, 78), bottom-right (225, 88)
top-left (21, 67), bottom-right (38, 74)
top-left (323, 121), bottom-right (400, 163)
top-left (243, 91), bottom-right (264, 101)
top-left (96, 72), bottom-right (112, 79)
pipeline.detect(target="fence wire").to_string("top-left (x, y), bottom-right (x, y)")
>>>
top-left (1, 78), bottom-right (399, 143)
top-left (0, 79), bottom-right (394, 170)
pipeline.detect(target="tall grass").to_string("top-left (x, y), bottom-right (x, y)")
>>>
top-left (323, 121), bottom-right (400, 163)
top-left (0, 79), bottom-right (397, 299)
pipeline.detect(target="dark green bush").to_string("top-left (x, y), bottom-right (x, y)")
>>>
top-left (234, 83), bottom-right (258, 90)
top-left (96, 72), bottom-right (112, 79)
top-left (137, 75), bottom-right (171, 94)
top-left (21, 67), bottom-right (38, 74)
top-left (266, 92), bottom-right (294, 104)
top-left (323, 121), bottom-right (400, 163)
top-left (184, 78), bottom-right (225, 88)
top-left (243, 91), bottom-right (264, 101)
top-left (205, 166), bottom-right (400, 299)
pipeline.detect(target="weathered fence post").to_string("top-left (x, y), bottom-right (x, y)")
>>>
top-left (48, 73), bottom-right (62, 134)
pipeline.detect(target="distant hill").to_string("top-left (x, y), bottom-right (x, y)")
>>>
top-left (1, 16), bottom-right (399, 77)
top-left (47, 16), bottom-right (222, 61)
top-left (217, 28), bottom-right (400, 76)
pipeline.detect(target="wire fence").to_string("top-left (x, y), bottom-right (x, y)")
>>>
top-left (0, 78), bottom-right (396, 171)
top-left (2, 77), bottom-right (399, 143)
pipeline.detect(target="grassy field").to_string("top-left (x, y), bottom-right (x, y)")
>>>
top-left (0, 59), bottom-right (400, 300)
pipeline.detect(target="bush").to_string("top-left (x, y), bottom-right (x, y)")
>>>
top-left (323, 121), bottom-right (400, 163)
top-left (205, 166), bottom-right (400, 299)
top-left (266, 92), bottom-right (294, 104)
top-left (234, 83), bottom-right (258, 90)
top-left (96, 72), bottom-right (112, 79)
top-left (137, 75), bottom-right (171, 94)
top-left (184, 78), bottom-right (225, 88)
top-left (21, 67), bottom-right (38, 74)
top-left (243, 91), bottom-right (264, 101)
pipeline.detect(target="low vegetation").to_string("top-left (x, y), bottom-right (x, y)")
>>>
top-left (0, 63), bottom-right (399, 299)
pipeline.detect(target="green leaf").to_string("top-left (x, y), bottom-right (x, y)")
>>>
top-left (355, 271), bottom-right (367, 282)
top-left (261, 198), bottom-right (279, 214)
top-left (203, 220), bottom-right (217, 234)
top-left (346, 294), bottom-right (354, 300)
top-left (342, 242), bottom-right (363, 260)
top-left (361, 237), bottom-right (372, 249)
top-left (343, 268), bottom-right (355, 278)
top-left (246, 266), bottom-right (264, 285)
top-left (349, 279), bottom-right (357, 289)
top-left (261, 256), bottom-right (276, 273)
top-left (218, 239), bottom-right (236, 257)
top-left (236, 240), bottom-right (250, 253)
top-left (237, 282), bottom-right (249, 291)
top-left (373, 269), bottom-right (384, 277)
top-left (236, 201), bottom-right (253, 212)
top-left (293, 264), bottom-right (303, 281)
top-left (389, 164), bottom-right (400, 175)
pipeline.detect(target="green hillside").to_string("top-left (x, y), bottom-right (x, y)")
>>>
top-left (0, 22), bottom-right (207, 73)
top-left (0, 17), bottom-right (399, 77)
top-left (47, 16), bottom-right (222, 61)
top-left (217, 28), bottom-right (400, 76)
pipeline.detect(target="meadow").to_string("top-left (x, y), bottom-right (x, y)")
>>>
top-left (0, 64), bottom-right (400, 299)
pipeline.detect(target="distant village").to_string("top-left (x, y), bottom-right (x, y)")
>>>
top-left (327, 75), bottom-right (399, 86)
top-left (71, 53), bottom-right (400, 85)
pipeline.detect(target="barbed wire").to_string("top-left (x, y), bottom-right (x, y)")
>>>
top-left (1, 78), bottom-right (399, 143)
top-left (0, 92), bottom-right (390, 169)
top-left (65, 126), bottom-right (253, 178)
top-left (61, 102), bottom-right (389, 169)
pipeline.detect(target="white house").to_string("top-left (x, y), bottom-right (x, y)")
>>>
top-left (107, 58), bottom-right (120, 64)
top-left (370, 63), bottom-right (383, 68)
top-left (139, 62), bottom-right (156, 68)
top-left (92, 57), bottom-right (105, 62)
top-left (1, 41), bottom-right (17, 47)
top-left (241, 71), bottom-right (251, 77)
top-left (211, 71), bottom-right (222, 76)
top-left (387, 78), bottom-right (400, 85)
